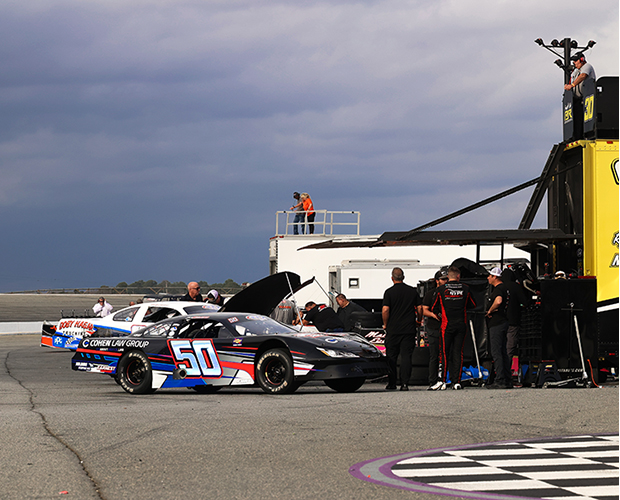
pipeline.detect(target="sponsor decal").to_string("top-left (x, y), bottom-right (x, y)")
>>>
top-left (229, 317), bottom-right (239, 323)
top-left (58, 320), bottom-right (95, 332)
top-left (325, 338), bottom-right (339, 344)
top-left (233, 338), bottom-right (242, 346)
top-left (83, 338), bottom-right (150, 349)
top-left (563, 102), bottom-right (573, 124)
top-left (612, 159), bottom-right (619, 185)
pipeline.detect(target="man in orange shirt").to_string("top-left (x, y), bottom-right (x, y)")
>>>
top-left (300, 193), bottom-right (315, 234)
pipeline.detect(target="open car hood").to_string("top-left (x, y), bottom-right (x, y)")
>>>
top-left (220, 272), bottom-right (313, 316)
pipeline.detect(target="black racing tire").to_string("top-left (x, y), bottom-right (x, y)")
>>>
top-left (191, 385), bottom-right (223, 394)
top-left (255, 349), bottom-right (296, 394)
top-left (117, 351), bottom-right (155, 394)
top-left (324, 377), bottom-right (365, 393)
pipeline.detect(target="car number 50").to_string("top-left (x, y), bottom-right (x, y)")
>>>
top-left (169, 340), bottom-right (222, 377)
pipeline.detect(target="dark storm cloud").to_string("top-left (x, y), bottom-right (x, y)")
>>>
top-left (0, 0), bottom-right (617, 291)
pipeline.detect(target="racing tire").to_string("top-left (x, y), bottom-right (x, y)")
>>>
top-left (191, 385), bottom-right (223, 394)
top-left (324, 377), bottom-right (365, 393)
top-left (117, 351), bottom-right (156, 394)
top-left (255, 349), bottom-right (296, 394)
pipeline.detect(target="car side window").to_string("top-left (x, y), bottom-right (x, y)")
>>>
top-left (177, 320), bottom-right (225, 339)
top-left (142, 322), bottom-right (178, 337)
top-left (144, 307), bottom-right (181, 323)
top-left (113, 307), bottom-right (139, 322)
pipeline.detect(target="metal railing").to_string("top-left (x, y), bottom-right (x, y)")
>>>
top-left (7, 286), bottom-right (242, 295)
top-left (275, 210), bottom-right (361, 236)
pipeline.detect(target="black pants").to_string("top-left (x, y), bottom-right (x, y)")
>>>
top-left (489, 321), bottom-right (511, 384)
top-left (440, 325), bottom-right (466, 385)
top-left (427, 328), bottom-right (441, 385)
top-left (385, 333), bottom-right (416, 386)
top-left (306, 213), bottom-right (315, 234)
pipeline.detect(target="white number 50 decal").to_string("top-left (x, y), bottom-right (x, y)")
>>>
top-left (169, 340), bottom-right (222, 377)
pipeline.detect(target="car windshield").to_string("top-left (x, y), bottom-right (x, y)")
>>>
top-left (224, 316), bottom-right (297, 337)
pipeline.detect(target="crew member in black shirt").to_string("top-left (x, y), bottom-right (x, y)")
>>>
top-left (432, 266), bottom-right (476, 390)
top-left (335, 294), bottom-right (366, 331)
top-left (382, 267), bottom-right (421, 391)
top-left (501, 268), bottom-right (528, 359)
top-left (422, 269), bottom-right (449, 390)
top-left (485, 267), bottom-right (512, 389)
top-left (303, 302), bottom-right (344, 332)
top-left (181, 282), bottom-right (204, 302)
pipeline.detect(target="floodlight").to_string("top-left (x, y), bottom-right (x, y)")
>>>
top-left (587, 40), bottom-right (596, 48)
top-left (534, 38), bottom-right (544, 46)
top-left (551, 39), bottom-right (559, 47)
top-left (571, 40), bottom-right (578, 48)
top-left (554, 59), bottom-right (564, 69)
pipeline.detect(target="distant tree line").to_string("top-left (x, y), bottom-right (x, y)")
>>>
top-left (98, 279), bottom-right (243, 296)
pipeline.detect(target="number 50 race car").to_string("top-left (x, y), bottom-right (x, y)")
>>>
top-left (71, 272), bottom-right (388, 394)
top-left (71, 313), bottom-right (387, 394)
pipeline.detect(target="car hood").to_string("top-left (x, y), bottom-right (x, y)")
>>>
top-left (221, 271), bottom-right (311, 316)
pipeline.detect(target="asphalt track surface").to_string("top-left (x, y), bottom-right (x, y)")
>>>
top-left (1, 335), bottom-right (618, 500)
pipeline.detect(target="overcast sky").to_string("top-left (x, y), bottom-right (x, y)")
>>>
top-left (0, 0), bottom-right (617, 292)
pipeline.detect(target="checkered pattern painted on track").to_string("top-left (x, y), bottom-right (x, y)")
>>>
top-left (349, 434), bottom-right (618, 500)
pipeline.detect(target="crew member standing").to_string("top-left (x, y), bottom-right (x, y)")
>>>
top-left (181, 282), bottom-right (203, 302)
top-left (564, 53), bottom-right (596, 99)
top-left (485, 268), bottom-right (512, 389)
top-left (422, 269), bottom-right (449, 391)
top-left (300, 193), bottom-right (315, 234)
top-left (93, 297), bottom-right (113, 317)
top-left (382, 267), bottom-right (421, 391)
top-left (432, 266), bottom-right (476, 390)
top-left (501, 268), bottom-right (528, 360)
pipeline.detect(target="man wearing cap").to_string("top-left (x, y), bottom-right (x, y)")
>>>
top-left (206, 289), bottom-right (225, 307)
top-left (564, 53), bottom-right (596, 98)
top-left (422, 269), bottom-right (449, 390)
top-left (181, 282), bottom-right (203, 302)
top-left (290, 192), bottom-right (305, 235)
top-left (485, 268), bottom-right (511, 389)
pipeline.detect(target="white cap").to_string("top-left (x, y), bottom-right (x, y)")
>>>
top-left (489, 267), bottom-right (502, 277)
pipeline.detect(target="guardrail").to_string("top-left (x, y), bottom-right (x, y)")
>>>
top-left (275, 210), bottom-right (360, 236)
top-left (6, 287), bottom-right (243, 295)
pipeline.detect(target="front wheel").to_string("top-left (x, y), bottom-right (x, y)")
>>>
top-left (255, 349), bottom-right (296, 394)
top-left (117, 351), bottom-right (155, 394)
top-left (324, 377), bottom-right (365, 393)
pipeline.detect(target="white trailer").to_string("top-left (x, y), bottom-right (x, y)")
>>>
top-left (269, 211), bottom-right (530, 308)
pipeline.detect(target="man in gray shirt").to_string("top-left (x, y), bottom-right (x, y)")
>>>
top-left (564, 53), bottom-right (596, 98)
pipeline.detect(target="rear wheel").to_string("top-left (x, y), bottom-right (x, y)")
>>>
top-left (324, 377), bottom-right (365, 393)
top-left (117, 351), bottom-right (155, 394)
top-left (256, 349), bottom-right (296, 394)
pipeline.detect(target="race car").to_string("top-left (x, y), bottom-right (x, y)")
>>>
top-left (71, 312), bottom-right (387, 394)
top-left (41, 301), bottom-right (220, 350)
